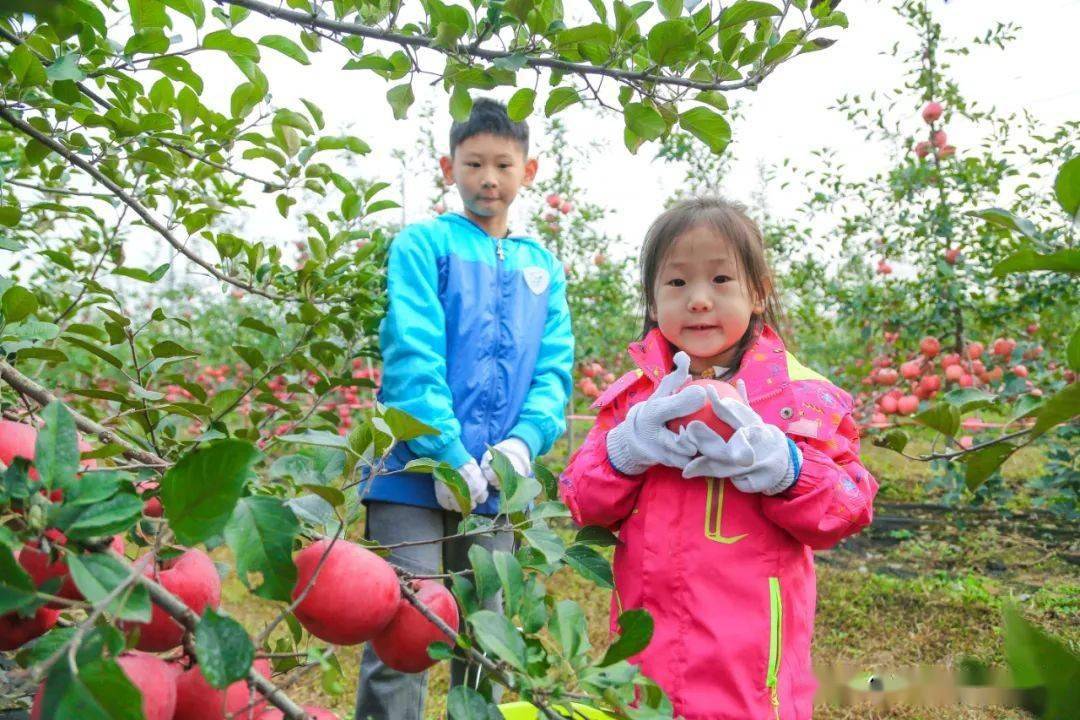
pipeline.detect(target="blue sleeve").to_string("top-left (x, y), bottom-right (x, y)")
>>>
top-left (509, 261), bottom-right (574, 458)
top-left (379, 228), bottom-right (472, 469)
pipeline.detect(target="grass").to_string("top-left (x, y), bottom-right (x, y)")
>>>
top-left (220, 430), bottom-right (1076, 719)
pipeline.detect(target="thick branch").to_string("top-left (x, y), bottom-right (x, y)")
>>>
top-left (0, 107), bottom-right (296, 303)
top-left (221, 0), bottom-right (772, 93)
top-left (0, 358), bottom-right (169, 470)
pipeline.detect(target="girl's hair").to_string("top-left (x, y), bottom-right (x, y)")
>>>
top-left (639, 197), bottom-right (788, 374)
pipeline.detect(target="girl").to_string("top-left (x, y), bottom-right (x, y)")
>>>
top-left (560, 197), bottom-right (877, 720)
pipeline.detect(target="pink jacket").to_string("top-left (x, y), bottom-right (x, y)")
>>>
top-left (560, 327), bottom-right (877, 720)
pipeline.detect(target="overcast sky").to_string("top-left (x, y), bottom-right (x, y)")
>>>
top-left (135, 0), bottom-right (1080, 271)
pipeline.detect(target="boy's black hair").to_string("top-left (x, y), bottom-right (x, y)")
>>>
top-left (449, 97), bottom-right (529, 156)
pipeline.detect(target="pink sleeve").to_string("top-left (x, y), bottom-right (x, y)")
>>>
top-left (761, 412), bottom-right (878, 550)
top-left (559, 397), bottom-right (646, 531)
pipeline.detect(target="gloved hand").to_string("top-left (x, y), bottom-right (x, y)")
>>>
top-left (681, 381), bottom-right (801, 495)
top-left (435, 460), bottom-right (489, 513)
top-left (480, 437), bottom-right (532, 490)
top-left (606, 351), bottom-right (706, 475)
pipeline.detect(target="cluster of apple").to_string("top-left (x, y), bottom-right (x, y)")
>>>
top-left (576, 360), bottom-right (618, 399)
top-left (913, 101), bottom-right (957, 161)
top-left (541, 192), bottom-right (574, 234)
top-left (1, 422), bottom-right (457, 718)
top-left (854, 329), bottom-right (1050, 425)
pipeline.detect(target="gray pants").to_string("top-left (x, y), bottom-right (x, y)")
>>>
top-left (355, 502), bottom-right (515, 720)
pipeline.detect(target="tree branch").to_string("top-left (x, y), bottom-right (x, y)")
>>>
top-left (0, 107), bottom-right (298, 303)
top-left (0, 358), bottom-right (170, 470)
top-left (220, 0), bottom-right (771, 94)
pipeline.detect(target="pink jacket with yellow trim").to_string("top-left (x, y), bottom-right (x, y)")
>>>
top-left (560, 326), bottom-right (877, 720)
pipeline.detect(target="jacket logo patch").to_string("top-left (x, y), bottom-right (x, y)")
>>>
top-left (523, 266), bottom-right (550, 295)
top-left (787, 417), bottom-right (821, 439)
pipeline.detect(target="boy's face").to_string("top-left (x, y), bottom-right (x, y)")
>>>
top-left (440, 133), bottom-right (537, 222)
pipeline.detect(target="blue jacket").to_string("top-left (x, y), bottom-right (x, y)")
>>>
top-left (361, 213), bottom-right (574, 515)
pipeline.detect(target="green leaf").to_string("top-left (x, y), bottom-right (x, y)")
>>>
top-left (433, 465), bottom-right (472, 515)
top-left (1032, 383), bottom-right (1080, 438)
top-left (658, 0), bottom-right (683, 19)
top-left (381, 406), bottom-right (439, 442)
top-left (0, 549), bottom-right (37, 615)
top-left (492, 550), bottom-right (524, 617)
top-left (564, 543), bottom-right (613, 588)
top-left (35, 402), bottom-right (79, 491)
top-left (203, 29), bottom-right (260, 60)
top-left (575, 526), bottom-right (618, 547)
top-left (506, 88), bottom-right (536, 121)
top-left (162, 440), bottom-right (260, 545)
top-left (49, 657), bottom-right (144, 720)
top-left (963, 443), bottom-right (1015, 491)
top-left (2, 285), bottom-right (36, 322)
top-left (551, 599), bottom-right (591, 659)
top-left (446, 686), bottom-right (501, 720)
top-left (61, 493), bottom-right (143, 540)
top-left (598, 608), bottom-right (654, 666)
top-left (62, 336), bottom-right (124, 370)
top-left (1054, 155), bottom-right (1080, 218)
top-left (872, 429), bottom-right (909, 454)
top-left (679, 107), bottom-right (731, 154)
top-left (224, 496), bottom-right (298, 602)
top-left (522, 526), bottom-right (565, 564)
top-left (258, 34), bottom-right (310, 64)
top-left (45, 53), bottom-right (84, 82)
top-left (449, 85), bottom-right (473, 122)
top-left (1002, 603), bottom-right (1080, 718)
top-left (912, 403), bottom-right (960, 437)
top-left (10, 45), bottom-right (47, 87)
top-left (468, 545), bottom-right (500, 602)
top-left (468, 609), bottom-right (527, 672)
top-left (152, 340), bottom-right (198, 358)
top-left (194, 608), bottom-right (255, 689)
top-left (532, 462), bottom-right (558, 501)
top-left (968, 208), bottom-right (1039, 240)
top-left (386, 83), bottom-right (415, 120)
top-left (941, 388), bottom-right (997, 413)
top-left (545, 86), bottom-right (581, 117)
top-left (624, 102), bottom-right (666, 141)
top-left (66, 554), bottom-right (151, 622)
top-left (646, 19), bottom-right (697, 66)
top-left (992, 247), bottom-right (1080, 276)
top-left (239, 316), bottom-right (279, 338)
top-left (718, 1), bottom-right (782, 29)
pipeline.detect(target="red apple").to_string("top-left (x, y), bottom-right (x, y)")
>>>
top-left (0, 606), bottom-right (60, 650)
top-left (559, 200), bottom-right (573, 215)
top-left (944, 248), bottom-right (960, 264)
top-left (19, 534), bottom-right (126, 608)
top-left (1012, 364), bottom-right (1029, 378)
top-left (922, 101), bottom-right (943, 123)
top-left (371, 579), bottom-right (459, 673)
top-left (876, 260), bottom-right (892, 275)
top-left (120, 549), bottom-right (222, 651)
top-left (958, 436), bottom-right (973, 450)
top-left (919, 336), bottom-right (941, 358)
top-left (1026, 323), bottom-right (1039, 336)
top-left (966, 342), bottom-right (984, 359)
top-left (879, 395), bottom-right (899, 415)
top-left (31, 651), bottom-right (177, 720)
top-left (173, 658), bottom-right (271, 720)
top-left (941, 353), bottom-right (961, 368)
top-left (918, 374), bottom-right (942, 394)
top-left (897, 395), bottom-right (919, 416)
top-left (931, 130), bottom-right (947, 148)
top-left (945, 365), bottom-right (964, 382)
top-left (292, 540), bottom-right (400, 645)
top-left (546, 193), bottom-right (561, 208)
top-left (914, 141), bottom-right (931, 159)
top-left (581, 363), bottom-right (598, 378)
top-left (900, 361), bottom-right (922, 380)
top-left (875, 369), bottom-right (899, 386)
top-left (958, 373), bottom-right (974, 388)
top-left (665, 379), bottom-right (745, 440)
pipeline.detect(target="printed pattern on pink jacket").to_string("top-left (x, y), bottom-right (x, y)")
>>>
top-left (560, 326), bottom-right (878, 720)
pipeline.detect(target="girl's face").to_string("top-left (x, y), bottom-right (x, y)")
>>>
top-left (652, 224), bottom-right (764, 373)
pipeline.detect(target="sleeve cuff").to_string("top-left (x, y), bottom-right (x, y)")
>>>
top-left (509, 421), bottom-right (544, 460)
top-left (787, 437), bottom-right (803, 480)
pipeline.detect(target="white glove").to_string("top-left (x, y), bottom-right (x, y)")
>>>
top-left (605, 351), bottom-right (706, 475)
top-left (681, 382), bottom-right (801, 496)
top-left (480, 437), bottom-right (532, 490)
top-left (435, 460), bottom-right (489, 513)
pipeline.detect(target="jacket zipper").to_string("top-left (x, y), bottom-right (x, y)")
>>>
top-left (767, 576), bottom-right (782, 718)
top-left (485, 236), bottom-right (504, 458)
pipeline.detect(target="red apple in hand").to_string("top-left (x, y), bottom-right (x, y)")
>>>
top-left (31, 651), bottom-right (176, 720)
top-left (120, 549), bottom-right (221, 651)
top-left (666, 379), bottom-right (745, 441)
top-left (371, 579), bottom-right (460, 673)
top-left (173, 658), bottom-right (272, 720)
top-left (292, 540), bottom-right (400, 645)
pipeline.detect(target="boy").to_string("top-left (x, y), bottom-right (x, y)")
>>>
top-left (356, 98), bottom-right (574, 719)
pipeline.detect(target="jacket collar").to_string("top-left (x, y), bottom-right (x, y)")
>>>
top-left (627, 325), bottom-right (792, 400)
top-left (440, 212), bottom-right (536, 244)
